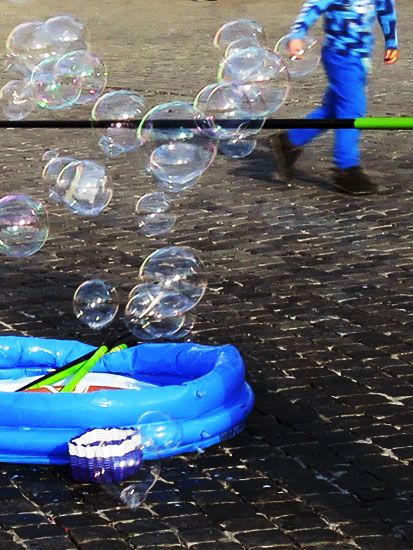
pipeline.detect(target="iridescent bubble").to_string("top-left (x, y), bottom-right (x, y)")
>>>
top-left (168, 311), bottom-right (196, 340)
top-left (91, 90), bottom-right (145, 157)
top-left (42, 155), bottom-right (75, 183)
top-left (31, 56), bottom-right (82, 110)
top-left (137, 411), bottom-right (183, 458)
top-left (124, 291), bottom-right (187, 340)
top-left (135, 192), bottom-right (176, 237)
top-left (0, 80), bottom-right (34, 120)
top-left (0, 194), bottom-right (49, 257)
top-left (213, 19), bottom-right (267, 50)
top-left (41, 149), bottom-right (59, 162)
top-left (73, 279), bottom-right (119, 330)
top-left (6, 22), bottom-right (53, 70)
top-left (3, 54), bottom-right (31, 79)
top-left (274, 34), bottom-right (321, 78)
top-left (224, 36), bottom-right (261, 58)
top-left (194, 82), bottom-right (264, 140)
top-left (219, 138), bottom-right (257, 158)
top-left (54, 160), bottom-right (113, 216)
top-left (138, 101), bottom-right (216, 186)
top-left (45, 15), bottom-right (89, 54)
top-left (139, 246), bottom-right (207, 313)
top-left (55, 50), bottom-right (108, 105)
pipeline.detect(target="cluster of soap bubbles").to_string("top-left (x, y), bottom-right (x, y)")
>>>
top-left (42, 151), bottom-right (113, 216)
top-left (0, 15), bottom-right (107, 119)
top-left (73, 245), bottom-right (205, 341)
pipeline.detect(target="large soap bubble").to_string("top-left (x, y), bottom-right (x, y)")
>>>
top-left (53, 160), bottom-right (113, 216)
top-left (0, 194), bottom-right (49, 257)
top-left (213, 19), bottom-right (267, 50)
top-left (274, 34), bottom-right (320, 78)
top-left (139, 246), bottom-right (207, 313)
top-left (31, 56), bottom-right (82, 110)
top-left (194, 82), bottom-right (264, 140)
top-left (224, 36), bottom-right (261, 59)
top-left (91, 90), bottom-right (145, 157)
top-left (44, 15), bottom-right (89, 54)
top-left (6, 21), bottom-right (53, 70)
top-left (135, 192), bottom-right (176, 237)
top-left (138, 101), bottom-right (217, 187)
top-left (73, 279), bottom-right (119, 330)
top-left (55, 50), bottom-right (107, 105)
top-left (0, 79), bottom-right (34, 120)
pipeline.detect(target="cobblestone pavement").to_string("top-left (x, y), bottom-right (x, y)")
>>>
top-left (0, 0), bottom-right (412, 548)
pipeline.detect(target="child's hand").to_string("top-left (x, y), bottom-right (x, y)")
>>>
top-left (288, 39), bottom-right (305, 60)
top-left (384, 49), bottom-right (399, 64)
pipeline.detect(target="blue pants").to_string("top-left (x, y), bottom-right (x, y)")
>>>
top-left (288, 48), bottom-right (368, 169)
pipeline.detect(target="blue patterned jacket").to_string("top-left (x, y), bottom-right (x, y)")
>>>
top-left (289, 0), bottom-right (398, 58)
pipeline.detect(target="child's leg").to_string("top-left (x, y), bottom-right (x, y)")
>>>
top-left (287, 87), bottom-right (335, 147)
top-left (323, 51), bottom-right (368, 169)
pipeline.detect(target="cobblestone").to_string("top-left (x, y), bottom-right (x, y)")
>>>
top-left (0, 0), bottom-right (412, 548)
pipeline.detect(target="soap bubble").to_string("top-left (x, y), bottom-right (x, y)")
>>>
top-left (219, 138), bottom-right (257, 158)
top-left (149, 142), bottom-right (209, 190)
top-left (42, 155), bottom-right (75, 184)
top-left (0, 194), bottom-right (49, 257)
top-left (135, 192), bottom-right (176, 237)
top-left (73, 279), bottom-right (119, 330)
top-left (91, 90), bottom-right (145, 157)
top-left (0, 79), bottom-right (34, 120)
top-left (138, 101), bottom-right (217, 186)
top-left (44, 15), bottom-right (89, 54)
top-left (41, 149), bottom-right (59, 162)
top-left (31, 56), bottom-right (82, 110)
top-left (137, 411), bottom-right (183, 458)
top-left (224, 36), bottom-right (261, 58)
top-left (124, 291), bottom-right (187, 340)
top-left (194, 82), bottom-right (264, 140)
top-left (274, 34), bottom-right (320, 78)
top-left (213, 19), bottom-right (267, 50)
top-left (53, 160), bottom-right (112, 216)
top-left (139, 246), bottom-right (207, 312)
top-left (3, 54), bottom-right (31, 79)
top-left (168, 311), bottom-right (196, 340)
top-left (55, 50), bottom-right (108, 105)
top-left (6, 22), bottom-right (52, 70)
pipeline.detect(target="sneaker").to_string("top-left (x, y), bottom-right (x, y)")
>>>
top-left (269, 131), bottom-right (303, 183)
top-left (331, 167), bottom-right (389, 195)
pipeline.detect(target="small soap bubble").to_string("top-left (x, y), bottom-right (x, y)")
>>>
top-left (53, 160), bottom-right (112, 216)
top-left (73, 279), bottom-right (119, 330)
top-left (31, 56), bottom-right (82, 110)
top-left (135, 192), bottom-right (176, 237)
top-left (137, 411), bottom-right (183, 459)
top-left (45, 15), bottom-right (89, 53)
top-left (274, 34), bottom-right (321, 78)
top-left (0, 79), bottom-right (34, 120)
top-left (6, 21), bottom-right (53, 70)
top-left (0, 194), bottom-right (49, 257)
top-left (224, 36), bottom-right (261, 58)
top-left (55, 50), bottom-right (108, 105)
top-left (92, 90), bottom-right (145, 157)
top-left (139, 246), bottom-right (207, 313)
top-left (43, 155), bottom-right (75, 185)
top-left (219, 138), bottom-right (256, 158)
top-left (213, 19), bottom-right (267, 50)
top-left (41, 149), bottom-right (59, 162)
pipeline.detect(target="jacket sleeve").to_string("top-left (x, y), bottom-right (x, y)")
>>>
top-left (376, 0), bottom-right (399, 49)
top-left (289, 0), bottom-right (334, 39)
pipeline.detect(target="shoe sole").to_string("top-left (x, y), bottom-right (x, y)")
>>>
top-left (330, 180), bottom-right (390, 196)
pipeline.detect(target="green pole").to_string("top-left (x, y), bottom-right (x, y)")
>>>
top-left (355, 117), bottom-right (413, 129)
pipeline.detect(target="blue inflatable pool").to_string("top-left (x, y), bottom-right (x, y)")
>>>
top-left (0, 336), bottom-right (254, 465)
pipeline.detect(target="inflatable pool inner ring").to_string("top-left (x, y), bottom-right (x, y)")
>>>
top-left (0, 336), bottom-right (254, 464)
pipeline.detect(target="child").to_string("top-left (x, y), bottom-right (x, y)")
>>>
top-left (271, 0), bottom-right (399, 195)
